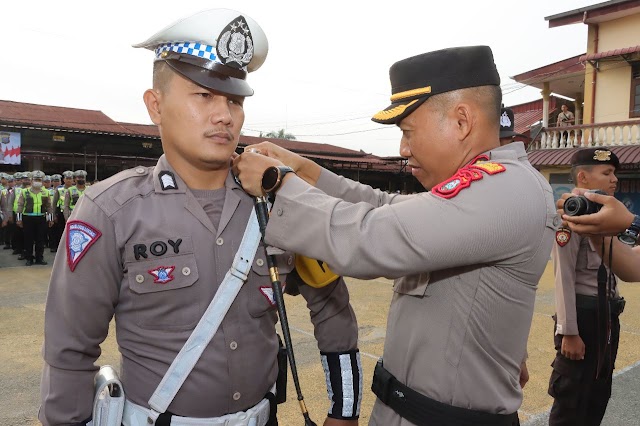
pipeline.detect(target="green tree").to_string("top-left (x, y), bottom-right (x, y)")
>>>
top-left (265, 129), bottom-right (296, 140)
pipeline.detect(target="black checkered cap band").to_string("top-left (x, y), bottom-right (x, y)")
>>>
top-left (321, 350), bottom-right (362, 420)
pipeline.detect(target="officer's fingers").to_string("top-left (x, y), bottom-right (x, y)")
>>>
top-left (571, 188), bottom-right (587, 195)
top-left (583, 191), bottom-right (611, 205)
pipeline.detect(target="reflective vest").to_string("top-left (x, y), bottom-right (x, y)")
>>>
top-left (12, 187), bottom-right (23, 213)
top-left (57, 187), bottom-right (68, 208)
top-left (23, 189), bottom-right (47, 215)
top-left (69, 186), bottom-right (85, 210)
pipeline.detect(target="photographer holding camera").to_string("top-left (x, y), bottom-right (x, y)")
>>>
top-left (557, 189), bottom-right (640, 283)
top-left (548, 148), bottom-right (624, 426)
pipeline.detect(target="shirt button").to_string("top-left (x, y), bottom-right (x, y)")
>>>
top-left (276, 208), bottom-right (283, 216)
top-left (136, 167), bottom-right (145, 174)
top-left (256, 258), bottom-right (264, 267)
top-left (216, 237), bottom-right (224, 246)
top-left (182, 267), bottom-right (191, 276)
top-left (229, 341), bottom-right (238, 350)
top-left (287, 256), bottom-right (293, 265)
top-left (135, 274), bottom-right (144, 283)
top-left (232, 392), bottom-right (241, 401)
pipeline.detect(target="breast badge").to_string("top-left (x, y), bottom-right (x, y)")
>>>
top-left (67, 220), bottom-right (102, 272)
top-left (148, 266), bottom-right (176, 284)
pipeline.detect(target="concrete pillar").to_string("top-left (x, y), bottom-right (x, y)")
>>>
top-left (574, 93), bottom-right (583, 125)
top-left (541, 82), bottom-right (551, 127)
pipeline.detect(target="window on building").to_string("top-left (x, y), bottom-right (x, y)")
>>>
top-left (631, 62), bottom-right (640, 118)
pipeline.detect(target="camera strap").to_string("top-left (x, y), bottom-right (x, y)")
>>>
top-left (595, 238), bottom-right (615, 379)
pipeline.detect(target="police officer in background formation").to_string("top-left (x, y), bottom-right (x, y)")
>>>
top-left (16, 170), bottom-right (53, 266)
top-left (8, 171), bottom-right (30, 258)
top-left (52, 171), bottom-right (73, 249)
top-left (48, 174), bottom-right (63, 251)
top-left (63, 169), bottom-right (88, 220)
top-left (0, 173), bottom-right (9, 248)
top-left (234, 46), bottom-right (557, 426)
top-left (40, 8), bottom-right (361, 426)
top-left (548, 148), bottom-right (625, 426)
top-left (499, 107), bottom-right (529, 147)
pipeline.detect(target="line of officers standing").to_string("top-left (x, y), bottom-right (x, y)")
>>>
top-left (0, 170), bottom-right (88, 266)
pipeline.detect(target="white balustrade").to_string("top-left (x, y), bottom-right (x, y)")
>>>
top-left (531, 120), bottom-right (640, 150)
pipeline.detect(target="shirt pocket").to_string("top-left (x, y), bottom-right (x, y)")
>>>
top-left (392, 272), bottom-right (430, 297)
top-left (247, 248), bottom-right (295, 318)
top-left (586, 245), bottom-right (602, 270)
top-left (126, 253), bottom-right (200, 330)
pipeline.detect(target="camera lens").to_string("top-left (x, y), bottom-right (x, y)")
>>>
top-left (564, 196), bottom-right (587, 216)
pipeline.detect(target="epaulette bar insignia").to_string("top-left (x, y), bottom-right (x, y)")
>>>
top-left (432, 157), bottom-right (506, 199)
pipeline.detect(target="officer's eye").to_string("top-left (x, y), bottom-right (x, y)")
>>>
top-left (196, 92), bottom-right (212, 98)
top-left (228, 97), bottom-right (244, 106)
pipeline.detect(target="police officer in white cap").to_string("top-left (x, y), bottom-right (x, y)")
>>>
top-left (16, 170), bottom-right (54, 266)
top-left (39, 8), bottom-right (360, 426)
top-left (63, 170), bottom-right (88, 220)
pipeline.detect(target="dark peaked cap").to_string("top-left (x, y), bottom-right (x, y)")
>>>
top-left (571, 148), bottom-right (619, 169)
top-left (372, 46), bottom-right (500, 125)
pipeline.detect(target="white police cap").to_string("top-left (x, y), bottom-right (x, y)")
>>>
top-left (74, 170), bottom-right (88, 177)
top-left (133, 9), bottom-right (268, 97)
top-left (32, 170), bottom-right (45, 179)
top-left (62, 170), bottom-right (74, 178)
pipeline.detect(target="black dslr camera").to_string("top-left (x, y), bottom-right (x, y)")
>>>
top-left (563, 189), bottom-right (606, 217)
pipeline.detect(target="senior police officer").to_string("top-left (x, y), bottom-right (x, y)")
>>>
top-left (234, 46), bottom-right (558, 426)
top-left (16, 170), bottom-right (53, 266)
top-left (39, 8), bottom-right (361, 426)
top-left (63, 169), bottom-right (88, 220)
top-left (548, 148), bottom-right (624, 426)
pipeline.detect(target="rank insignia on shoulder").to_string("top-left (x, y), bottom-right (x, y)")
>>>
top-left (432, 158), bottom-right (505, 199)
top-left (67, 221), bottom-right (102, 272)
top-left (556, 228), bottom-right (571, 247)
top-left (159, 171), bottom-right (178, 190)
top-left (148, 266), bottom-right (176, 284)
top-left (259, 286), bottom-right (276, 307)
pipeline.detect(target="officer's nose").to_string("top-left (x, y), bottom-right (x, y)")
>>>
top-left (210, 97), bottom-right (233, 126)
top-left (399, 138), bottom-right (411, 158)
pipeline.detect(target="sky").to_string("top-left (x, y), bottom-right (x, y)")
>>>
top-left (0, 0), bottom-right (599, 157)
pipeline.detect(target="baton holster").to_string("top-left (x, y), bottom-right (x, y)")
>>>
top-left (276, 334), bottom-right (288, 404)
top-left (92, 365), bottom-right (125, 426)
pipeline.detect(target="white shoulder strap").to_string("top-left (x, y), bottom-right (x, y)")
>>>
top-left (147, 208), bottom-right (261, 420)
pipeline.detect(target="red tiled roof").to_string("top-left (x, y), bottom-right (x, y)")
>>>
top-left (119, 122), bottom-right (160, 137)
top-left (0, 100), bottom-right (149, 136)
top-left (513, 108), bottom-right (557, 135)
top-left (528, 145), bottom-right (640, 167)
top-left (238, 135), bottom-right (368, 156)
top-left (580, 45), bottom-right (640, 62)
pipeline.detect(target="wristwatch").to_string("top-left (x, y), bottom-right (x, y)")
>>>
top-left (261, 166), bottom-right (295, 194)
top-left (618, 214), bottom-right (640, 246)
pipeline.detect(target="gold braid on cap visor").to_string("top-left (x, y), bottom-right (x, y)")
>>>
top-left (372, 86), bottom-right (431, 121)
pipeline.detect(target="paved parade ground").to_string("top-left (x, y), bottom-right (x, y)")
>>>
top-left (1, 248), bottom-right (639, 425)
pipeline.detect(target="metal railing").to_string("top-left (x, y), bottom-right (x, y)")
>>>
top-left (529, 119), bottom-right (640, 150)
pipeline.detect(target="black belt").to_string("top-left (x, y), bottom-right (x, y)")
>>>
top-left (576, 294), bottom-right (625, 316)
top-left (372, 359), bottom-right (519, 426)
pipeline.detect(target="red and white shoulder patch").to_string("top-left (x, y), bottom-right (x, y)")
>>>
top-left (432, 156), bottom-right (506, 199)
top-left (67, 220), bottom-right (102, 272)
top-left (556, 228), bottom-right (571, 247)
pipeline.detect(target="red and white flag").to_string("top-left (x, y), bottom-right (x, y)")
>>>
top-left (0, 132), bottom-right (21, 165)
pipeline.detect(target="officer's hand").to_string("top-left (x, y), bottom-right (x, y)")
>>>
top-left (48, 221), bottom-right (54, 228)
top-left (561, 335), bottom-right (585, 360)
top-left (17, 220), bottom-right (23, 228)
top-left (232, 151), bottom-right (283, 196)
top-left (519, 360), bottom-right (529, 389)
top-left (244, 142), bottom-right (322, 186)
top-left (323, 417), bottom-right (358, 426)
top-left (563, 192), bottom-right (635, 236)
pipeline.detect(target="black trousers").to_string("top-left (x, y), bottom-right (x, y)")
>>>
top-left (50, 210), bottom-right (65, 251)
top-left (548, 307), bottom-right (620, 426)
top-left (11, 212), bottom-right (23, 253)
top-left (23, 215), bottom-right (47, 261)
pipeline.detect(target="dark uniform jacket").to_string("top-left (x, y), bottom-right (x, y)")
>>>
top-left (264, 143), bottom-right (557, 425)
top-left (39, 155), bottom-right (358, 425)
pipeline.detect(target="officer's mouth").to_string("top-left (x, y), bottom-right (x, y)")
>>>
top-left (408, 163), bottom-right (421, 175)
top-left (204, 131), bottom-right (233, 144)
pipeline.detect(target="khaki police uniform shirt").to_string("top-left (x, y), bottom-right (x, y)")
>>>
top-left (264, 142), bottom-right (557, 423)
top-left (552, 231), bottom-right (618, 336)
top-left (39, 155), bottom-right (358, 425)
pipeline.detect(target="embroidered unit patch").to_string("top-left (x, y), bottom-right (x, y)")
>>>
top-left (67, 220), bottom-right (102, 272)
top-left (432, 155), bottom-right (506, 199)
top-left (148, 266), bottom-right (176, 284)
top-left (556, 229), bottom-right (571, 247)
top-left (259, 286), bottom-right (276, 307)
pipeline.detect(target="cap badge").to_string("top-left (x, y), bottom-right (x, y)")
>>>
top-left (216, 16), bottom-right (254, 70)
top-left (67, 220), bottom-right (102, 272)
top-left (149, 266), bottom-right (176, 284)
top-left (159, 171), bottom-right (178, 190)
top-left (593, 150), bottom-right (611, 162)
top-left (556, 228), bottom-right (571, 247)
top-left (500, 111), bottom-right (511, 128)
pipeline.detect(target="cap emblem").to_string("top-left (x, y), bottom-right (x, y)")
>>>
top-left (500, 111), bottom-right (511, 128)
top-left (593, 150), bottom-right (612, 162)
top-left (217, 16), bottom-right (254, 70)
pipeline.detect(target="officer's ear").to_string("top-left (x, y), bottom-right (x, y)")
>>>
top-left (143, 89), bottom-right (163, 126)
top-left (452, 102), bottom-right (473, 141)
